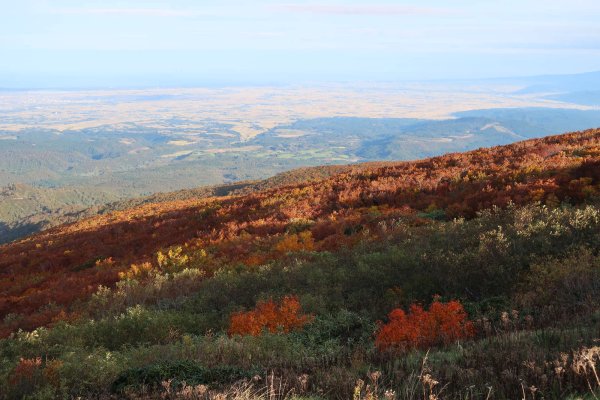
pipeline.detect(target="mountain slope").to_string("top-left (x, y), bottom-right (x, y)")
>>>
top-left (0, 164), bottom-right (355, 244)
top-left (1, 128), bottom-right (600, 399)
top-left (1, 128), bottom-right (598, 335)
top-left (4, 108), bottom-right (600, 245)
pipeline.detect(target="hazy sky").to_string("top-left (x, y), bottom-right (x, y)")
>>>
top-left (1, 0), bottom-right (599, 87)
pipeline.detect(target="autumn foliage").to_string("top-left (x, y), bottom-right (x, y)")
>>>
top-left (0, 128), bottom-right (599, 336)
top-left (275, 231), bottom-right (315, 253)
top-left (375, 299), bottom-right (475, 351)
top-left (228, 296), bottom-right (313, 336)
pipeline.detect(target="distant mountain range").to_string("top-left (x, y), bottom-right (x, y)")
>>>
top-left (508, 70), bottom-right (600, 95)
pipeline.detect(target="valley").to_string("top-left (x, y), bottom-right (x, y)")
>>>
top-left (2, 77), bottom-right (600, 243)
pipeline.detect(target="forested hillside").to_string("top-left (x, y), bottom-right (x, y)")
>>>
top-left (0, 164), bottom-right (354, 244)
top-left (4, 108), bottom-right (600, 245)
top-left (1, 129), bottom-right (599, 399)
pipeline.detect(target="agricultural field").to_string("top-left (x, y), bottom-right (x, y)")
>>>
top-left (2, 79), bottom-right (600, 244)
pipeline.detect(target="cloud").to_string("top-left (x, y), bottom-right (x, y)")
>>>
top-left (51, 8), bottom-right (203, 17)
top-left (274, 4), bottom-right (456, 16)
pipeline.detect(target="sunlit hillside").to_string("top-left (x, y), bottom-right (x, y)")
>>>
top-left (1, 129), bottom-right (599, 399)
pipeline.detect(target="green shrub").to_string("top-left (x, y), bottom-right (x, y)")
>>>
top-left (517, 247), bottom-right (600, 322)
top-left (111, 361), bottom-right (257, 393)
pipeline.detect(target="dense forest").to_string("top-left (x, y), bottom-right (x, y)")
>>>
top-left (0, 128), bottom-right (599, 399)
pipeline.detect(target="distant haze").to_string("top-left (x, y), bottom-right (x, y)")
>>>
top-left (1, 0), bottom-right (599, 88)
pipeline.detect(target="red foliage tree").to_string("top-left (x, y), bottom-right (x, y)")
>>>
top-left (228, 296), bottom-right (313, 336)
top-left (375, 299), bottom-right (475, 352)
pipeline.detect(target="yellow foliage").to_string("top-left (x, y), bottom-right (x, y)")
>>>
top-left (275, 231), bottom-right (315, 253)
top-left (157, 246), bottom-right (190, 273)
top-left (118, 262), bottom-right (153, 280)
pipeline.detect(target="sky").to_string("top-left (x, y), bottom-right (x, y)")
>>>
top-left (0, 0), bottom-right (599, 88)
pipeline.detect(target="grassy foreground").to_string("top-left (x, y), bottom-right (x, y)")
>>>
top-left (1, 201), bottom-right (599, 399)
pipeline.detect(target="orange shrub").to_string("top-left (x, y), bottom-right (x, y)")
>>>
top-left (375, 299), bottom-right (475, 352)
top-left (9, 357), bottom-right (42, 387)
top-left (228, 296), bottom-right (313, 336)
top-left (275, 231), bottom-right (315, 253)
top-left (118, 262), bottom-right (154, 280)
